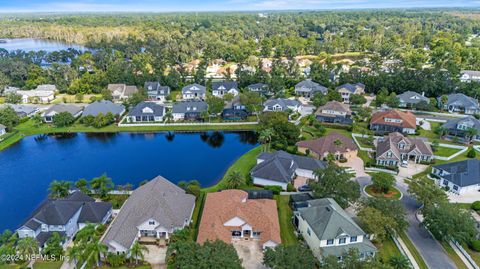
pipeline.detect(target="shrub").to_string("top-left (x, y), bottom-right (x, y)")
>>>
top-left (287, 183), bottom-right (295, 192)
top-left (467, 148), bottom-right (477, 158)
top-left (264, 185), bottom-right (283, 194)
top-left (471, 240), bottom-right (480, 252)
top-left (472, 201), bottom-right (480, 211)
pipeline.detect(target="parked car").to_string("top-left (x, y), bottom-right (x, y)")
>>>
top-left (401, 160), bottom-right (408, 167)
top-left (298, 185), bottom-right (312, 192)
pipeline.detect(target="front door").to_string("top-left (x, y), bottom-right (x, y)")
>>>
top-left (243, 230), bottom-right (251, 238)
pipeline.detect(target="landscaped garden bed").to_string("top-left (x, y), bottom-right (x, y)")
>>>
top-left (364, 185), bottom-right (402, 200)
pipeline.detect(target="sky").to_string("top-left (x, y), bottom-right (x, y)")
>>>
top-left (0, 0), bottom-right (479, 12)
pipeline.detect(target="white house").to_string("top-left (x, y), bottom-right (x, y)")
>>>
top-left (263, 98), bottom-right (301, 113)
top-left (0, 124), bottom-right (6, 136)
top-left (182, 84), bottom-right (206, 100)
top-left (432, 160), bottom-right (480, 195)
top-left (212, 81), bottom-right (239, 98)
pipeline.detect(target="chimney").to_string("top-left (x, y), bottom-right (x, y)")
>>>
top-left (422, 91), bottom-right (425, 97)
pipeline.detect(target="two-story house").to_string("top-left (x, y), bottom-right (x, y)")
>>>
top-left (370, 109), bottom-right (416, 135)
top-left (17, 191), bottom-right (112, 248)
top-left (336, 83), bottom-right (365, 103)
top-left (172, 101), bottom-right (208, 121)
top-left (263, 98), bottom-right (301, 113)
top-left (315, 101), bottom-right (353, 125)
top-left (441, 93), bottom-right (480, 115)
top-left (182, 84), bottom-right (206, 100)
top-left (432, 160), bottom-right (480, 195)
top-left (103, 176), bottom-right (195, 254)
top-left (375, 132), bottom-right (433, 167)
top-left (144, 82), bottom-right (171, 102)
top-left (127, 102), bottom-right (165, 123)
top-left (294, 79), bottom-right (328, 98)
top-left (197, 189), bottom-right (281, 250)
top-left (212, 81), bottom-right (239, 98)
top-left (294, 198), bottom-right (377, 261)
top-left (442, 116), bottom-right (480, 142)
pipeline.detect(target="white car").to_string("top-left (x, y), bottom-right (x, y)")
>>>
top-left (401, 160), bottom-right (408, 167)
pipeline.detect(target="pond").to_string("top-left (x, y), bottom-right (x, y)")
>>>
top-left (0, 131), bottom-right (258, 231)
top-left (0, 38), bottom-right (88, 52)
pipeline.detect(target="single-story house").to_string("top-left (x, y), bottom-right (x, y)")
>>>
top-left (375, 132), bottom-right (433, 167)
top-left (17, 191), bottom-right (112, 248)
top-left (294, 198), bottom-right (377, 261)
top-left (397, 91), bottom-right (430, 108)
top-left (197, 189), bottom-right (281, 249)
top-left (3, 86), bottom-right (19, 96)
top-left (432, 160), bottom-right (480, 195)
top-left (127, 102), bottom-right (165, 123)
top-left (172, 101), bottom-right (208, 121)
top-left (440, 93), bottom-right (480, 115)
top-left (182, 84), bottom-right (206, 100)
top-left (0, 124), bottom-right (6, 136)
top-left (294, 79), bottom-right (327, 98)
top-left (336, 83), bottom-right (365, 103)
top-left (42, 104), bottom-right (83, 123)
top-left (442, 116), bottom-right (480, 142)
top-left (296, 132), bottom-right (358, 161)
top-left (460, 70), bottom-right (480, 83)
top-left (17, 85), bottom-right (56, 104)
top-left (107, 84), bottom-right (139, 101)
top-left (315, 101), bottom-right (353, 125)
top-left (82, 100), bottom-right (125, 117)
top-left (370, 109), bottom-right (416, 135)
top-left (251, 150), bottom-right (327, 190)
top-left (103, 176), bottom-right (195, 254)
top-left (263, 98), bottom-right (301, 113)
top-left (145, 82), bottom-right (170, 102)
top-left (0, 104), bottom-right (39, 118)
top-left (212, 81), bottom-right (239, 98)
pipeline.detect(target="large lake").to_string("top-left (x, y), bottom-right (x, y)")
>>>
top-left (0, 38), bottom-right (88, 52)
top-left (0, 132), bottom-right (258, 231)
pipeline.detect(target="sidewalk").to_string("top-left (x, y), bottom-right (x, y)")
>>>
top-left (395, 236), bottom-right (420, 269)
top-left (449, 241), bottom-right (476, 269)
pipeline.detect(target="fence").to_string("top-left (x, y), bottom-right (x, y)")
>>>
top-left (118, 121), bottom-right (258, 127)
top-left (429, 143), bottom-right (468, 161)
top-left (351, 133), bottom-right (377, 152)
top-left (452, 241), bottom-right (479, 269)
top-left (365, 167), bottom-right (398, 175)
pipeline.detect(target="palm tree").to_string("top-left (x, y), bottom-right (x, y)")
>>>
top-left (129, 241), bottom-right (148, 265)
top-left (466, 127), bottom-right (478, 143)
top-left (389, 255), bottom-right (410, 269)
top-left (17, 237), bottom-right (39, 258)
top-left (49, 180), bottom-right (71, 198)
top-left (226, 171), bottom-right (244, 189)
top-left (85, 240), bottom-right (108, 268)
top-left (90, 174), bottom-right (113, 198)
top-left (258, 128), bottom-right (273, 152)
top-left (164, 111), bottom-right (173, 123)
top-left (66, 245), bottom-right (82, 269)
top-left (333, 139), bottom-right (343, 147)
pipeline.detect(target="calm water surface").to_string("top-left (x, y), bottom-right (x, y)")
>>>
top-left (0, 38), bottom-right (87, 52)
top-left (0, 132), bottom-right (258, 231)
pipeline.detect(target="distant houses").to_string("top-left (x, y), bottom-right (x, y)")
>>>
top-left (17, 85), bottom-right (56, 104)
top-left (0, 124), bottom-right (6, 136)
top-left (397, 91), bottom-right (430, 108)
top-left (296, 132), bottom-right (358, 161)
top-left (42, 104), bottom-right (83, 123)
top-left (145, 81), bottom-right (170, 102)
top-left (460, 70), bottom-right (480, 83)
top-left (103, 176), bottom-right (195, 253)
top-left (432, 160), bottom-right (480, 195)
top-left (370, 109), bottom-right (416, 135)
top-left (182, 84), bottom-right (206, 100)
top-left (172, 101), bottom-right (208, 121)
top-left (107, 84), bottom-right (139, 101)
top-left (251, 150), bottom-right (326, 190)
top-left (375, 132), bottom-right (433, 167)
top-left (197, 189), bottom-right (281, 250)
top-left (293, 198), bottom-right (377, 261)
top-left (83, 100), bottom-right (125, 117)
top-left (315, 101), bottom-right (353, 125)
top-left (263, 98), bottom-right (301, 113)
top-left (294, 79), bottom-right (327, 98)
top-left (247, 83), bottom-right (269, 95)
top-left (17, 191), bottom-right (112, 248)
top-left (442, 116), bottom-right (480, 142)
top-left (127, 102), bottom-right (165, 123)
top-left (336, 83), bottom-right (365, 103)
top-left (440, 93), bottom-right (480, 115)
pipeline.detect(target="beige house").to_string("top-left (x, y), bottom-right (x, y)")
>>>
top-left (336, 83), bottom-right (365, 103)
top-left (296, 132), bottom-right (358, 161)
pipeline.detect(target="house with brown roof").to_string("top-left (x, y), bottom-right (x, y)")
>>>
top-left (375, 132), bottom-right (433, 167)
top-left (107, 84), bottom-right (139, 102)
top-left (315, 101), bottom-right (353, 125)
top-left (370, 109), bottom-right (416, 135)
top-left (197, 189), bottom-right (281, 250)
top-left (296, 132), bottom-right (358, 161)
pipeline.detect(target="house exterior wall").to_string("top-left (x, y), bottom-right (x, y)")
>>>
top-left (297, 213), bottom-right (322, 260)
top-left (18, 227), bottom-right (39, 238)
top-left (295, 168), bottom-right (315, 179)
top-left (253, 177), bottom-right (288, 190)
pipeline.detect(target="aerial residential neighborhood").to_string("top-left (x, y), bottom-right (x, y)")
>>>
top-left (3, 4), bottom-right (480, 269)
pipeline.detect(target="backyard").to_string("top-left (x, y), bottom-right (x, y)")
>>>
top-left (274, 195), bottom-right (298, 246)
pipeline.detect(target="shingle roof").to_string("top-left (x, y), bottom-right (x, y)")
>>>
top-left (295, 80), bottom-right (327, 94)
top-left (172, 101), bottom-right (208, 114)
top-left (43, 104), bottom-right (83, 117)
top-left (376, 132), bottom-right (433, 160)
top-left (247, 83), bottom-right (269, 91)
top-left (316, 101), bottom-right (351, 115)
top-left (83, 101), bottom-right (125, 117)
top-left (182, 84), bottom-right (206, 94)
top-left (370, 109), bottom-right (416, 129)
top-left (264, 98), bottom-right (300, 109)
top-left (434, 159), bottom-right (480, 187)
top-left (444, 93), bottom-right (479, 110)
top-left (442, 116), bottom-right (480, 132)
top-left (36, 231), bottom-right (66, 246)
top-left (78, 202), bottom-right (112, 223)
top-left (397, 91), bottom-right (429, 105)
top-left (212, 81), bottom-right (238, 91)
top-left (197, 190), bottom-right (281, 247)
top-left (336, 83), bottom-right (365, 93)
top-left (320, 240), bottom-right (377, 258)
top-left (296, 132), bottom-right (358, 157)
top-left (102, 176), bottom-right (195, 250)
top-left (128, 102), bottom-right (165, 117)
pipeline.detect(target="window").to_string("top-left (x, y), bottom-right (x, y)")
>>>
top-left (149, 221), bottom-right (155, 225)
top-left (386, 152), bottom-right (392, 157)
top-left (339, 238), bottom-right (346, 244)
top-left (327, 239), bottom-right (334, 245)
top-left (453, 185), bottom-right (459, 191)
top-left (350, 236), bottom-right (357, 242)
top-left (232, 231), bottom-right (241, 237)
top-left (443, 180), bottom-right (449, 186)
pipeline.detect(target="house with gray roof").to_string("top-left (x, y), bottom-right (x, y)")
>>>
top-left (295, 79), bottom-right (327, 98)
top-left (145, 82), bottom-right (170, 102)
top-left (336, 83), bottom-right (365, 103)
top-left (107, 84), bottom-right (139, 102)
top-left (376, 132), bottom-right (433, 167)
top-left (263, 98), bottom-right (301, 113)
top-left (17, 191), bottom-right (112, 248)
top-left (0, 104), bottom-right (39, 118)
top-left (247, 83), bottom-right (270, 95)
top-left (251, 151), bottom-right (326, 190)
top-left (182, 84), bottom-right (206, 100)
top-left (83, 100), bottom-right (125, 117)
top-left (0, 124), bottom-right (6, 136)
top-left (460, 70), bottom-right (480, 83)
top-left (397, 91), bottom-right (430, 108)
top-left (441, 93), bottom-right (480, 115)
top-left (294, 198), bottom-right (377, 260)
top-left (102, 176), bottom-right (195, 254)
top-left (127, 102), bottom-right (165, 123)
top-left (432, 159), bottom-right (480, 195)
top-left (172, 101), bottom-right (208, 121)
top-left (315, 101), bottom-right (353, 125)
top-left (442, 116), bottom-right (480, 142)
top-left (42, 104), bottom-right (83, 123)
top-left (212, 81), bottom-right (239, 98)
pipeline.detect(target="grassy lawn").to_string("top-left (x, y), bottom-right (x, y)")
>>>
top-left (376, 236), bottom-right (403, 263)
top-left (53, 94), bottom-right (102, 104)
top-left (463, 245), bottom-right (480, 266)
top-left (0, 119), bottom-right (258, 151)
top-left (99, 266), bottom-right (151, 269)
top-left (0, 265), bottom-right (25, 269)
top-left (440, 242), bottom-right (469, 269)
top-left (358, 150), bottom-right (374, 165)
top-left (32, 261), bottom-right (63, 269)
top-left (434, 146), bottom-right (463, 157)
top-left (399, 232), bottom-right (429, 269)
top-left (202, 146), bottom-right (262, 192)
top-left (274, 195), bottom-right (298, 246)
top-left (356, 136), bottom-right (374, 149)
top-left (364, 185), bottom-right (402, 200)
top-left (189, 192), bottom-right (206, 241)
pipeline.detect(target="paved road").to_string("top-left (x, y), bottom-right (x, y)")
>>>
top-left (355, 176), bottom-right (456, 269)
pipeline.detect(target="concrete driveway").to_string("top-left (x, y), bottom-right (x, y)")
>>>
top-left (233, 240), bottom-right (267, 269)
top-left (143, 245), bottom-right (167, 269)
top-left (337, 157), bottom-right (368, 177)
top-left (398, 162), bottom-right (429, 179)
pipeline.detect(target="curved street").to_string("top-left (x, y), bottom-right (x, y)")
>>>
top-left (355, 176), bottom-right (456, 269)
